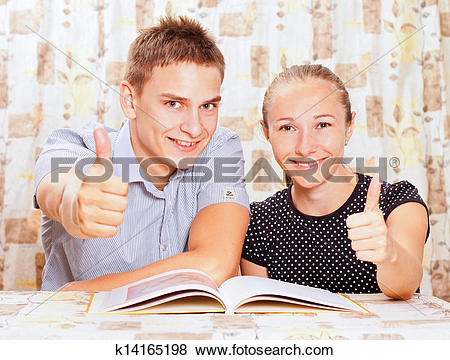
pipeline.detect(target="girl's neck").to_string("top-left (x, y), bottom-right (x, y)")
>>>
top-left (291, 167), bottom-right (358, 217)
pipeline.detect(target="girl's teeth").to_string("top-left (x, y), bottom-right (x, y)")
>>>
top-left (294, 159), bottom-right (322, 167)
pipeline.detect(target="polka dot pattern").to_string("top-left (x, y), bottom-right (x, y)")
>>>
top-left (242, 173), bottom-right (429, 294)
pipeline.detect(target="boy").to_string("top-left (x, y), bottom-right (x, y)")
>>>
top-left (34, 16), bottom-right (249, 291)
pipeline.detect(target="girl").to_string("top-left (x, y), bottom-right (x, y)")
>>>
top-left (241, 65), bottom-right (429, 299)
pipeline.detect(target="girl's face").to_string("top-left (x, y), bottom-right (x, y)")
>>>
top-left (264, 79), bottom-right (354, 189)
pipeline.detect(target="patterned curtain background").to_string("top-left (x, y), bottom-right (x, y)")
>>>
top-left (0, 0), bottom-right (449, 300)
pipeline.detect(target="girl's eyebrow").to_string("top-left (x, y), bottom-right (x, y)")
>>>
top-left (275, 113), bottom-right (337, 125)
top-left (276, 113), bottom-right (337, 122)
top-left (275, 117), bottom-right (294, 122)
top-left (314, 114), bottom-right (336, 120)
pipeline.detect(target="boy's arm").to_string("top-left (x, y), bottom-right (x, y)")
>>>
top-left (36, 128), bottom-right (129, 239)
top-left (61, 202), bottom-right (249, 291)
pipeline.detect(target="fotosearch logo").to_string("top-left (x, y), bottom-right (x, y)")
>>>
top-left (51, 156), bottom-right (395, 184)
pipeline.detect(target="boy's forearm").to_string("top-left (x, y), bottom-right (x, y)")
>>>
top-left (60, 248), bottom-right (238, 292)
top-left (36, 171), bottom-right (68, 222)
top-left (37, 168), bottom-right (86, 238)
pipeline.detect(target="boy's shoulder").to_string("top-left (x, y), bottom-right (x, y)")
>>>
top-left (46, 121), bottom-right (121, 152)
top-left (201, 126), bottom-right (242, 156)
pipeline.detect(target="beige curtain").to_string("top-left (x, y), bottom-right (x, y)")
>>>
top-left (0, 0), bottom-right (449, 300)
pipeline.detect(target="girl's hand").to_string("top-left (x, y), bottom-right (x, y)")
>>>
top-left (346, 176), bottom-right (396, 265)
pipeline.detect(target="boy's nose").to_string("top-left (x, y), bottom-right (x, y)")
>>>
top-left (180, 110), bottom-right (202, 138)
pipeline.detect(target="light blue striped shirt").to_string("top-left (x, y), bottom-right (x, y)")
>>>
top-left (34, 120), bottom-right (249, 290)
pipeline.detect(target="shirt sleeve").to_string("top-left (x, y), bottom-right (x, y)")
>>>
top-left (380, 180), bottom-right (430, 240)
top-left (196, 128), bottom-right (249, 212)
top-left (241, 203), bottom-right (270, 267)
top-left (33, 122), bottom-right (99, 209)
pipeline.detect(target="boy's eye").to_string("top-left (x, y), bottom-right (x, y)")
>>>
top-left (201, 103), bottom-right (216, 110)
top-left (167, 101), bottom-right (181, 109)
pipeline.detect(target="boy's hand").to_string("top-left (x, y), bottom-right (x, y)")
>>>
top-left (59, 127), bottom-right (129, 238)
top-left (346, 175), bottom-right (396, 265)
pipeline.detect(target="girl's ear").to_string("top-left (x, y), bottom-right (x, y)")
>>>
top-left (345, 111), bottom-right (356, 143)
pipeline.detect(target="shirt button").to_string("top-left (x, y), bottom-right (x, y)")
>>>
top-left (161, 244), bottom-right (168, 251)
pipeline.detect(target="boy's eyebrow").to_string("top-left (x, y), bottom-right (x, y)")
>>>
top-left (159, 94), bottom-right (221, 104)
top-left (159, 93), bottom-right (190, 103)
top-left (205, 96), bottom-right (222, 103)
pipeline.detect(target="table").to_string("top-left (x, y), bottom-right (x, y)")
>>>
top-left (0, 292), bottom-right (449, 340)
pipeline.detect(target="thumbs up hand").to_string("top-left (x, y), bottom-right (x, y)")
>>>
top-left (346, 176), bottom-right (395, 265)
top-left (73, 127), bottom-right (129, 238)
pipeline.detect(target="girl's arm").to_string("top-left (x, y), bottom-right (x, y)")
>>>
top-left (240, 258), bottom-right (269, 278)
top-left (376, 202), bottom-right (427, 299)
top-left (347, 176), bottom-right (428, 299)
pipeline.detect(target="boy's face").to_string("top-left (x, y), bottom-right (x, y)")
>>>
top-left (126, 62), bottom-right (222, 178)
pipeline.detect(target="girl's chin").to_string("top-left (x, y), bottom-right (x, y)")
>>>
top-left (288, 171), bottom-right (327, 188)
top-left (292, 178), bottom-right (325, 188)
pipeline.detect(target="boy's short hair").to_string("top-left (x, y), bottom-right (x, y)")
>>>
top-left (124, 16), bottom-right (225, 95)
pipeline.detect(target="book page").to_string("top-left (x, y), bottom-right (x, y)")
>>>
top-left (88, 293), bottom-right (225, 314)
top-left (99, 269), bottom-right (223, 312)
top-left (219, 276), bottom-right (366, 313)
top-left (234, 300), bottom-right (349, 314)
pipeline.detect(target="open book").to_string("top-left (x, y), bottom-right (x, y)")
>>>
top-left (87, 269), bottom-right (369, 315)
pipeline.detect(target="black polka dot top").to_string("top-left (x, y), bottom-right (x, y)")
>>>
top-left (242, 173), bottom-right (429, 294)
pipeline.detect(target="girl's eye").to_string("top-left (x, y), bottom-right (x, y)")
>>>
top-left (317, 122), bottom-right (330, 129)
top-left (280, 125), bottom-right (294, 131)
top-left (167, 101), bottom-right (181, 109)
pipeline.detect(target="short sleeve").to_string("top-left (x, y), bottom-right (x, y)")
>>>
top-left (241, 203), bottom-right (270, 267)
top-left (380, 180), bottom-right (430, 239)
top-left (33, 122), bottom-right (112, 208)
top-left (196, 128), bottom-right (249, 212)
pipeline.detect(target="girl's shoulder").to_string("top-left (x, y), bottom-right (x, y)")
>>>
top-left (249, 187), bottom-right (290, 216)
top-left (357, 173), bottom-right (423, 201)
top-left (357, 173), bottom-right (427, 220)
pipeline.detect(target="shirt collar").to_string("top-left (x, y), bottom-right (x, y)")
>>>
top-left (112, 120), bottom-right (144, 183)
top-left (112, 120), bottom-right (188, 193)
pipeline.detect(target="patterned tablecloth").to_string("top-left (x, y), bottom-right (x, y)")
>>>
top-left (0, 292), bottom-right (449, 340)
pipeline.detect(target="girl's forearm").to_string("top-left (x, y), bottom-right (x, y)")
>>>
top-left (376, 238), bottom-right (423, 299)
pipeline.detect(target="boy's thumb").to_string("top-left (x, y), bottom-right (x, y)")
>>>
top-left (93, 127), bottom-right (112, 160)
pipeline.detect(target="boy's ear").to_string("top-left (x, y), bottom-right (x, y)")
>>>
top-left (260, 121), bottom-right (269, 140)
top-left (120, 81), bottom-right (137, 120)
